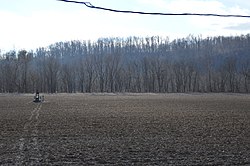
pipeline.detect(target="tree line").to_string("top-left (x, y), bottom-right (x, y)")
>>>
top-left (0, 35), bottom-right (249, 93)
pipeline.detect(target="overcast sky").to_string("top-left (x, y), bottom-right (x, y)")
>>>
top-left (1, 0), bottom-right (250, 52)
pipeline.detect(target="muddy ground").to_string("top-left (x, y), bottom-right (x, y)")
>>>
top-left (0, 93), bottom-right (249, 165)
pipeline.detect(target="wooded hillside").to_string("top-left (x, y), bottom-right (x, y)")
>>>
top-left (0, 35), bottom-right (249, 93)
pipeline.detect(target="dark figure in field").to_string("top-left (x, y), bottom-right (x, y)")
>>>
top-left (34, 90), bottom-right (41, 102)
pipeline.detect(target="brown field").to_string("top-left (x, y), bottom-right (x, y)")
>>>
top-left (0, 93), bottom-right (249, 165)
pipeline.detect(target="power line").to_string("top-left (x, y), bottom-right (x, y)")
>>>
top-left (57, 0), bottom-right (250, 18)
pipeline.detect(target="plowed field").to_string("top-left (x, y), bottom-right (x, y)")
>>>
top-left (0, 93), bottom-right (249, 165)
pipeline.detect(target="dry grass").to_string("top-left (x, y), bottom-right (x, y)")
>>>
top-left (0, 93), bottom-right (249, 165)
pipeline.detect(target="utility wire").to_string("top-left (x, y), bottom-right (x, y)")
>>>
top-left (57, 0), bottom-right (250, 18)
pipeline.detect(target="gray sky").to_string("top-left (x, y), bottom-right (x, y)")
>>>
top-left (0, 0), bottom-right (250, 52)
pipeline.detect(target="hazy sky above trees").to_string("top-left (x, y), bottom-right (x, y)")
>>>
top-left (1, 0), bottom-right (250, 52)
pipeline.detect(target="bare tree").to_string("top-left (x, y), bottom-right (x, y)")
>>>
top-left (105, 53), bottom-right (121, 92)
top-left (1, 51), bottom-right (19, 93)
top-left (45, 55), bottom-right (60, 93)
top-left (84, 54), bottom-right (96, 93)
top-left (241, 59), bottom-right (250, 92)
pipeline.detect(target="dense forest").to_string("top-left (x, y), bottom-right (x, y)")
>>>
top-left (0, 35), bottom-right (249, 93)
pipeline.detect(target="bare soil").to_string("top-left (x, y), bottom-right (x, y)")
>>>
top-left (0, 93), bottom-right (249, 165)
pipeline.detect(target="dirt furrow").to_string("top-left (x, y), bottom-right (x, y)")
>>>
top-left (16, 103), bottom-right (42, 165)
